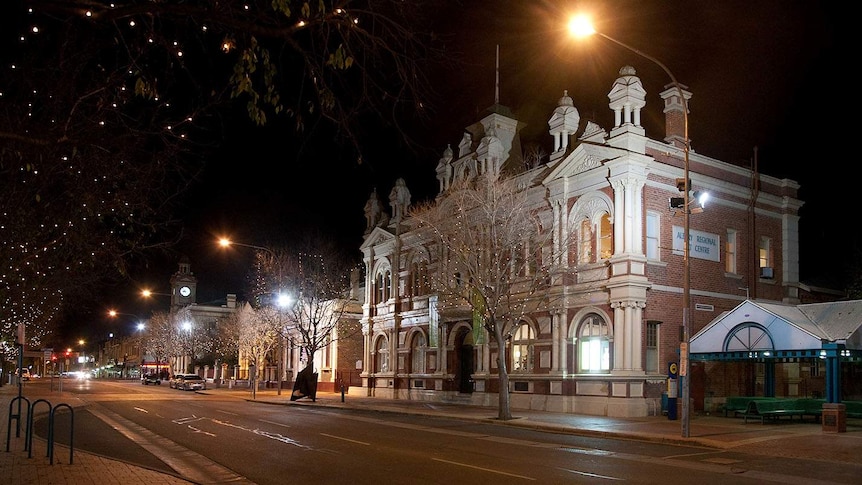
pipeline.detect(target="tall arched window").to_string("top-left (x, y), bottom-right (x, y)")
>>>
top-left (578, 313), bottom-right (611, 373)
top-left (376, 268), bottom-right (391, 304)
top-left (411, 332), bottom-right (426, 373)
top-left (374, 336), bottom-right (389, 373)
top-left (511, 323), bottom-right (534, 372)
top-left (578, 219), bottom-right (593, 264)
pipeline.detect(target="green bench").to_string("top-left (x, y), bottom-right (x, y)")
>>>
top-left (742, 399), bottom-right (806, 424)
top-left (724, 397), bottom-right (772, 417)
top-left (843, 401), bottom-right (862, 419)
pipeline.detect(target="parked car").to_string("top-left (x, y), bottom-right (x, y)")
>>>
top-left (141, 373), bottom-right (161, 385)
top-left (176, 374), bottom-right (206, 391)
top-left (15, 368), bottom-right (30, 381)
top-left (168, 374), bottom-right (181, 389)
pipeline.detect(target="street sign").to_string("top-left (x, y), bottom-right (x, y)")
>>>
top-left (680, 342), bottom-right (688, 376)
top-left (43, 348), bottom-right (53, 362)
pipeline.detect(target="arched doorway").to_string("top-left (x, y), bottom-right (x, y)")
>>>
top-left (454, 327), bottom-right (474, 393)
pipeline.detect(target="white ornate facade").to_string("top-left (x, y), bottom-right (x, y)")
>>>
top-left (358, 66), bottom-right (814, 417)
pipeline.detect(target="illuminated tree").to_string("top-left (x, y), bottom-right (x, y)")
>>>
top-left (409, 172), bottom-right (555, 421)
top-left (0, 1), bottom-right (447, 354)
top-left (236, 302), bottom-right (282, 394)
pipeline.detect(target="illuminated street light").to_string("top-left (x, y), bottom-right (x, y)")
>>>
top-left (218, 237), bottom-right (277, 257)
top-left (570, 14), bottom-right (694, 437)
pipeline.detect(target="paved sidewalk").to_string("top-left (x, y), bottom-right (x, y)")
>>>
top-left (3, 381), bottom-right (862, 484)
top-left (1, 383), bottom-right (194, 485)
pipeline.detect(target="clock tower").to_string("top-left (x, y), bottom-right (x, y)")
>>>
top-left (170, 256), bottom-right (198, 308)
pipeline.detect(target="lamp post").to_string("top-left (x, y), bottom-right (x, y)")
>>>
top-left (219, 236), bottom-right (285, 391)
top-left (570, 15), bottom-right (692, 437)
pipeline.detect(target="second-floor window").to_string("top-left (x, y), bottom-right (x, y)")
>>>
top-left (725, 229), bottom-right (737, 274)
top-left (646, 211), bottom-right (659, 260)
top-left (376, 269), bottom-right (391, 304)
top-left (759, 237), bottom-right (772, 270)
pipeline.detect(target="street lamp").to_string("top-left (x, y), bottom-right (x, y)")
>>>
top-left (570, 15), bottom-right (693, 437)
top-left (218, 237), bottom-right (276, 257)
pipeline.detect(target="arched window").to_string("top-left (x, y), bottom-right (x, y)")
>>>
top-left (374, 336), bottom-right (389, 373)
top-left (409, 259), bottom-right (428, 297)
top-left (376, 268), bottom-right (391, 304)
top-left (578, 219), bottom-right (593, 264)
top-left (411, 332), bottom-right (426, 373)
top-left (511, 323), bottom-right (534, 372)
top-left (598, 213), bottom-right (612, 260)
top-left (578, 313), bottom-right (611, 373)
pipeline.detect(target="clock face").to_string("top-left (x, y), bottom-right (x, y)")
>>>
top-left (179, 286), bottom-right (191, 297)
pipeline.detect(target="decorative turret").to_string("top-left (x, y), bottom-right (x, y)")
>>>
top-left (548, 90), bottom-right (580, 162)
top-left (659, 84), bottom-right (692, 149)
top-left (607, 65), bottom-right (647, 152)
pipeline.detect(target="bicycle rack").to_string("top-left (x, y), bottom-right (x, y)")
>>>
top-left (48, 403), bottom-right (74, 465)
top-left (5, 395), bottom-right (30, 451)
top-left (27, 399), bottom-right (52, 458)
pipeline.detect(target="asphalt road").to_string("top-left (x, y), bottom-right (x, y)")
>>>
top-left (32, 380), bottom-right (860, 484)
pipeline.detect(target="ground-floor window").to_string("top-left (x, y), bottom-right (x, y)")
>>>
top-left (578, 313), bottom-right (611, 373)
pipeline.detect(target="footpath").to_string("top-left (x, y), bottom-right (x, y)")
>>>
top-left (3, 382), bottom-right (862, 484)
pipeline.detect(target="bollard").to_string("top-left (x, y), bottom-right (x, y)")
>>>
top-left (341, 384), bottom-right (345, 403)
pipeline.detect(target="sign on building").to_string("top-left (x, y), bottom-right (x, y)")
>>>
top-left (672, 226), bottom-right (720, 262)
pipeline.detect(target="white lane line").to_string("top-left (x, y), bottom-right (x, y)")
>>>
top-left (260, 419), bottom-right (291, 428)
top-left (133, 407), bottom-right (149, 413)
top-left (432, 458), bottom-right (536, 480)
top-left (560, 468), bottom-right (624, 480)
top-left (320, 433), bottom-right (370, 445)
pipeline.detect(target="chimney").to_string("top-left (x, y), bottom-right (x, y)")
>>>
top-left (659, 84), bottom-right (692, 149)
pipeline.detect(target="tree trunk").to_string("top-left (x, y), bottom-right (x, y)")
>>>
top-left (494, 329), bottom-right (513, 420)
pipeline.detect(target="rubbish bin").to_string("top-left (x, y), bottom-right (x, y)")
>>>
top-left (822, 403), bottom-right (846, 433)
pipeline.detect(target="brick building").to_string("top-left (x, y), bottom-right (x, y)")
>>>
top-left (357, 65), bottom-right (850, 417)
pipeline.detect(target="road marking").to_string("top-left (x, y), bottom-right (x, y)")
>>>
top-left (87, 403), bottom-right (253, 484)
top-left (217, 409), bottom-right (239, 416)
top-left (320, 433), bottom-right (370, 445)
top-left (133, 407), bottom-right (149, 413)
top-left (559, 467), bottom-right (624, 480)
top-left (260, 419), bottom-right (291, 428)
top-left (433, 457), bottom-right (536, 480)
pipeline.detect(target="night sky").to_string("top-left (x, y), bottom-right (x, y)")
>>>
top-left (98, 1), bottom-right (848, 337)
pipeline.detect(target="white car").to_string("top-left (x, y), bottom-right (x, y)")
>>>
top-left (176, 374), bottom-right (206, 391)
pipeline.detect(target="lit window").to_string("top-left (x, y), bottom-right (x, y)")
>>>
top-left (759, 237), bottom-right (772, 269)
top-left (599, 213), bottom-right (612, 260)
top-left (511, 323), bottom-right (534, 372)
top-left (578, 314), bottom-right (611, 373)
top-left (579, 219), bottom-right (592, 263)
top-left (725, 229), bottom-right (737, 274)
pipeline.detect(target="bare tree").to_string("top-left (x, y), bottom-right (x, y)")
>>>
top-left (250, 235), bottom-right (362, 397)
top-left (235, 302), bottom-right (282, 394)
top-left (409, 172), bottom-right (554, 420)
top-left (1, 1), bottom-right (450, 353)
top-left (141, 311), bottom-right (181, 374)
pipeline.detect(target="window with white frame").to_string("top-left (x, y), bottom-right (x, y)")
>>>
top-left (725, 229), bottom-right (737, 274)
top-left (578, 313), bottom-right (611, 373)
top-left (646, 211), bottom-right (660, 260)
top-left (511, 323), bottom-right (534, 372)
top-left (759, 236), bottom-right (772, 269)
top-left (646, 321), bottom-right (659, 373)
top-left (376, 268), bottom-right (391, 304)
top-left (411, 332), bottom-right (426, 373)
top-left (374, 336), bottom-right (389, 373)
